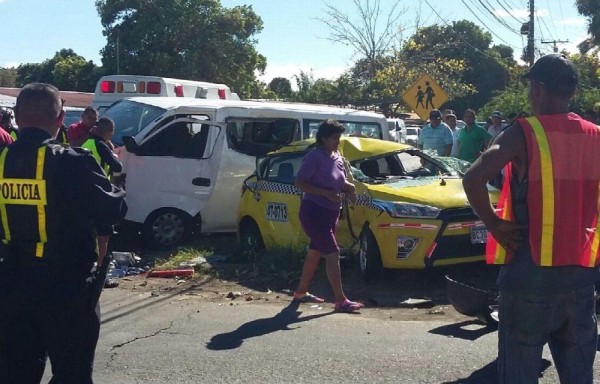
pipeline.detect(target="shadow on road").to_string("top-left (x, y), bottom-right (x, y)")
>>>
top-left (441, 358), bottom-right (552, 384)
top-left (206, 301), bottom-right (331, 350)
top-left (429, 319), bottom-right (496, 341)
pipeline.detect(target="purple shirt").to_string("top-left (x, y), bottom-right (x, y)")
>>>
top-left (296, 148), bottom-right (347, 211)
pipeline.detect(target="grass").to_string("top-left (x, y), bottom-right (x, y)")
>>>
top-left (151, 233), bottom-right (307, 283)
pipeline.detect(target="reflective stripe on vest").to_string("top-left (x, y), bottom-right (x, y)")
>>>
top-left (82, 138), bottom-right (110, 175)
top-left (526, 117), bottom-right (555, 266)
top-left (9, 131), bottom-right (17, 141)
top-left (0, 146), bottom-right (48, 257)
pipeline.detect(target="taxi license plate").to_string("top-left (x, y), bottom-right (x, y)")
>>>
top-left (470, 225), bottom-right (488, 244)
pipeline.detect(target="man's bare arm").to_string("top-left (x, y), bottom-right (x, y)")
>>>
top-left (463, 123), bottom-right (526, 229)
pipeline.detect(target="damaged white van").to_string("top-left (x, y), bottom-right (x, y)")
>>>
top-left (105, 97), bottom-right (388, 248)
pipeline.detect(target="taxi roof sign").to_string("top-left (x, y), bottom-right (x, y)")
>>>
top-left (402, 74), bottom-right (448, 121)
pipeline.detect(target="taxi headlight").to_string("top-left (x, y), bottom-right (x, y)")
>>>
top-left (372, 200), bottom-right (440, 218)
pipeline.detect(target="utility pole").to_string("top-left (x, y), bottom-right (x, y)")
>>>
top-left (116, 36), bottom-right (120, 75)
top-left (541, 39), bottom-right (569, 53)
top-left (528, 0), bottom-right (535, 66)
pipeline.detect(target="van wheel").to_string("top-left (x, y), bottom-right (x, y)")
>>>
top-left (358, 227), bottom-right (383, 282)
top-left (239, 220), bottom-right (264, 259)
top-left (143, 209), bottom-right (191, 249)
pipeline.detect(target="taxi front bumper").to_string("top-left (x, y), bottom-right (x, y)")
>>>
top-left (370, 208), bottom-right (487, 269)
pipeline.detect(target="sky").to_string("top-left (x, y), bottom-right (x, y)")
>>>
top-left (0, 0), bottom-right (591, 85)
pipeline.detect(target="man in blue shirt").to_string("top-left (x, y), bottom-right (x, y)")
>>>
top-left (418, 109), bottom-right (454, 156)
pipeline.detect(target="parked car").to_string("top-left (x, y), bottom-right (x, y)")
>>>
top-left (63, 106), bottom-right (84, 127)
top-left (405, 126), bottom-right (420, 146)
top-left (237, 137), bottom-right (499, 281)
top-left (386, 118), bottom-right (406, 143)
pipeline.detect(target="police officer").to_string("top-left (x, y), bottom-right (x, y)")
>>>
top-left (0, 83), bottom-right (127, 384)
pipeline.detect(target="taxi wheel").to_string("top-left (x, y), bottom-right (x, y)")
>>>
top-left (143, 209), bottom-right (191, 249)
top-left (358, 227), bottom-right (383, 282)
top-left (239, 220), bottom-right (265, 258)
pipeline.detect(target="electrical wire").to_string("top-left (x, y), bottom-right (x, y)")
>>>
top-left (544, 0), bottom-right (559, 38)
top-left (460, 0), bottom-right (522, 47)
top-left (477, 0), bottom-right (522, 34)
top-left (424, 0), bottom-right (520, 59)
top-left (495, 0), bottom-right (527, 24)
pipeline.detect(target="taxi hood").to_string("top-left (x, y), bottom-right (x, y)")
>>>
top-left (366, 178), bottom-right (499, 209)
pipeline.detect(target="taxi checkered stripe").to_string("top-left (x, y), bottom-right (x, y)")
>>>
top-left (356, 194), bottom-right (381, 211)
top-left (254, 181), bottom-right (302, 196)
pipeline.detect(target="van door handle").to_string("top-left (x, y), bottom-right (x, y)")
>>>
top-left (192, 177), bottom-right (211, 187)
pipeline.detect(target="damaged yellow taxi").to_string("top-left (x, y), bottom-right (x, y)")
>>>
top-left (237, 137), bottom-right (499, 281)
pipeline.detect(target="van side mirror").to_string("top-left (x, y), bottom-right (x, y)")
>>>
top-left (122, 136), bottom-right (139, 154)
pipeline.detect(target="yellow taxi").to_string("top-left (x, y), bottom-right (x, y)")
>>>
top-left (237, 137), bottom-right (499, 281)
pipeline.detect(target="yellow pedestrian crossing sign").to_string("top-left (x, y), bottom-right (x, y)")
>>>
top-left (402, 74), bottom-right (448, 121)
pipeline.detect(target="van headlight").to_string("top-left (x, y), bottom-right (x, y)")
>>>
top-left (372, 200), bottom-right (440, 218)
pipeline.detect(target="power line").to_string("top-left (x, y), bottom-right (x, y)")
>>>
top-left (544, 0), bottom-right (559, 39)
top-left (423, 0), bottom-right (519, 60)
top-left (537, 13), bottom-right (556, 42)
top-left (461, 0), bottom-right (522, 47)
top-left (476, 0), bottom-right (522, 34)
top-left (495, 0), bottom-right (527, 24)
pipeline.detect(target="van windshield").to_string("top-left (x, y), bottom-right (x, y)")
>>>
top-left (101, 100), bottom-right (167, 146)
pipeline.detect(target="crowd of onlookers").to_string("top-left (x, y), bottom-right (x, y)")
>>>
top-left (416, 108), bottom-right (531, 163)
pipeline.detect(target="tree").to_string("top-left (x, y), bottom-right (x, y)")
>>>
top-left (0, 67), bottom-right (17, 88)
top-left (95, 0), bottom-right (266, 98)
top-left (576, 0), bottom-right (600, 47)
top-left (401, 20), bottom-right (513, 112)
top-left (16, 49), bottom-right (100, 91)
top-left (268, 77), bottom-right (292, 99)
top-left (321, 0), bottom-right (407, 80)
top-left (374, 51), bottom-right (475, 116)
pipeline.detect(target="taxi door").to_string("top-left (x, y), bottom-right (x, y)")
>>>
top-left (252, 153), bottom-right (306, 249)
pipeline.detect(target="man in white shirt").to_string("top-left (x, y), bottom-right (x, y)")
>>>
top-left (443, 110), bottom-right (461, 157)
top-left (487, 111), bottom-right (505, 140)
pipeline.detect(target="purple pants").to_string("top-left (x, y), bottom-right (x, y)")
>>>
top-left (299, 199), bottom-right (340, 255)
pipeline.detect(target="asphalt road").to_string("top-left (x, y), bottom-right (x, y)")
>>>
top-left (40, 288), bottom-right (597, 383)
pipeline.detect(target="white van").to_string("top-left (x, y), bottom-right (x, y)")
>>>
top-left (103, 97), bottom-right (389, 248)
top-left (386, 118), bottom-right (407, 143)
top-left (92, 75), bottom-right (239, 113)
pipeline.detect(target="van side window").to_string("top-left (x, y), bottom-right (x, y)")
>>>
top-left (226, 118), bottom-right (299, 157)
top-left (138, 121), bottom-right (220, 159)
top-left (139, 122), bottom-right (191, 157)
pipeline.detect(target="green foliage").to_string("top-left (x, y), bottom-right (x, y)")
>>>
top-left (576, 0), bottom-right (600, 47)
top-left (95, 0), bottom-right (266, 98)
top-left (268, 77), bottom-right (292, 99)
top-left (478, 82), bottom-right (529, 121)
top-left (0, 67), bottom-right (17, 87)
top-left (15, 49), bottom-right (101, 91)
top-left (400, 21), bottom-right (512, 113)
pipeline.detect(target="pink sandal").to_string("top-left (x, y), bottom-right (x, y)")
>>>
top-left (335, 299), bottom-right (364, 313)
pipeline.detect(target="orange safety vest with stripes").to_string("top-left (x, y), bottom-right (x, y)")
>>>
top-left (487, 113), bottom-right (600, 267)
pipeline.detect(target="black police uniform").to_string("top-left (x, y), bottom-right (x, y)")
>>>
top-left (0, 127), bottom-right (127, 384)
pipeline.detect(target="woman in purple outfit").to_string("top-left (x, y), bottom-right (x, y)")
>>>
top-left (292, 120), bottom-right (363, 312)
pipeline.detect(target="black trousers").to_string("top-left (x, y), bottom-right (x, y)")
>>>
top-left (0, 276), bottom-right (100, 384)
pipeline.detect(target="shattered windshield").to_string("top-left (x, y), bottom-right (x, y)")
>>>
top-left (350, 148), bottom-right (467, 185)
